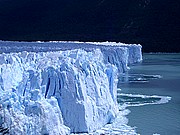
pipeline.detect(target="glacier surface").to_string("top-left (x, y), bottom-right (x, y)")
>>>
top-left (0, 41), bottom-right (142, 135)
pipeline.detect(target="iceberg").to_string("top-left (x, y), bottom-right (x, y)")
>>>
top-left (0, 41), bottom-right (142, 134)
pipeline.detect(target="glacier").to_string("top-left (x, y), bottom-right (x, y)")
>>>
top-left (0, 41), bottom-right (142, 135)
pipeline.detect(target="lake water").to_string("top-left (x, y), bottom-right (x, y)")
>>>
top-left (118, 53), bottom-right (180, 135)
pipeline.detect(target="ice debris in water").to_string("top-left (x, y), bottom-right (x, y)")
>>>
top-left (0, 41), bottom-right (142, 134)
top-left (119, 74), bottom-right (163, 84)
top-left (117, 92), bottom-right (171, 107)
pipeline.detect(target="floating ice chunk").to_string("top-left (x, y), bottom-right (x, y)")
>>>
top-left (117, 93), bottom-right (171, 107)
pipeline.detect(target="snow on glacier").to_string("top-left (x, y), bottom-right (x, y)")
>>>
top-left (0, 41), bottom-right (142, 135)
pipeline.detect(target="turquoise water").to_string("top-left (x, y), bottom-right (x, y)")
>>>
top-left (118, 53), bottom-right (180, 135)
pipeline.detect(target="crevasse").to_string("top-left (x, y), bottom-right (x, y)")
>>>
top-left (0, 41), bottom-right (142, 134)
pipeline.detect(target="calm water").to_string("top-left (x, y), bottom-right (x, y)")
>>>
top-left (118, 53), bottom-right (180, 135)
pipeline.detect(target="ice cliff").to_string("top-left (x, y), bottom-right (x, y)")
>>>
top-left (0, 41), bottom-right (142, 134)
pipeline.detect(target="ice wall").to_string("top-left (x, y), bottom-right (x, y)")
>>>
top-left (0, 41), bottom-right (142, 134)
top-left (0, 41), bottom-right (142, 73)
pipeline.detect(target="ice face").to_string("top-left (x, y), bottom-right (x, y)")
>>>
top-left (0, 41), bottom-right (142, 134)
top-left (0, 52), bottom-right (71, 135)
top-left (0, 41), bottom-right (142, 71)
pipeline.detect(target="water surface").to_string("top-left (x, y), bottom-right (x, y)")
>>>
top-left (118, 53), bottom-right (180, 135)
